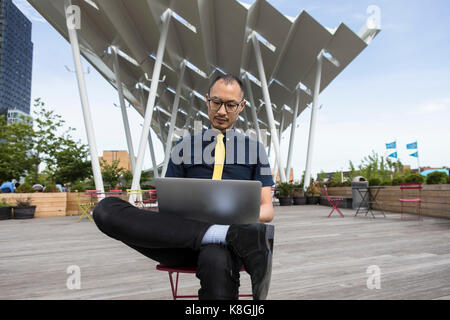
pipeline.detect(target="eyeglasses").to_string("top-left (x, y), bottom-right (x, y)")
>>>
top-left (207, 98), bottom-right (244, 113)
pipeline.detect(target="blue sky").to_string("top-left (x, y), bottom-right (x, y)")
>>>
top-left (12, 0), bottom-right (450, 179)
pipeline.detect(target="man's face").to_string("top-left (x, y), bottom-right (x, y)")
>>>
top-left (205, 79), bottom-right (246, 133)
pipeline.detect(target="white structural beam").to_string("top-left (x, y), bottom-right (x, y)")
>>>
top-left (139, 87), bottom-right (159, 178)
top-left (112, 46), bottom-right (136, 173)
top-left (131, 10), bottom-right (171, 195)
top-left (162, 61), bottom-right (186, 177)
top-left (303, 51), bottom-right (324, 191)
top-left (286, 88), bottom-right (300, 181)
top-left (65, 1), bottom-right (104, 194)
top-left (251, 32), bottom-right (287, 183)
top-left (243, 73), bottom-right (262, 142)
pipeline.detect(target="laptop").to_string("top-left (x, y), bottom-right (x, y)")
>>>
top-left (154, 177), bottom-right (261, 224)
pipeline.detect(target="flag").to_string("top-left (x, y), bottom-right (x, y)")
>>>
top-left (385, 141), bottom-right (396, 149)
top-left (406, 141), bottom-right (418, 149)
top-left (388, 152), bottom-right (398, 159)
top-left (410, 151), bottom-right (418, 158)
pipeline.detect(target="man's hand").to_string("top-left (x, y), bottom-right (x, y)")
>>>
top-left (259, 186), bottom-right (274, 223)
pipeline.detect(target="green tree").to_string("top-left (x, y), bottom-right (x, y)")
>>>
top-left (52, 140), bottom-right (92, 184)
top-left (30, 98), bottom-right (77, 180)
top-left (122, 170), bottom-right (133, 186)
top-left (0, 114), bottom-right (37, 181)
top-left (100, 159), bottom-right (124, 189)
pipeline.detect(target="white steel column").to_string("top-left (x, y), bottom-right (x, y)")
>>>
top-left (243, 73), bottom-right (262, 141)
top-left (161, 61), bottom-right (185, 176)
top-left (131, 10), bottom-right (171, 193)
top-left (112, 46), bottom-right (136, 173)
top-left (139, 87), bottom-right (159, 178)
top-left (65, 1), bottom-right (104, 194)
top-left (273, 107), bottom-right (285, 181)
top-left (251, 33), bottom-right (287, 182)
top-left (286, 88), bottom-right (300, 181)
top-left (303, 52), bottom-right (323, 191)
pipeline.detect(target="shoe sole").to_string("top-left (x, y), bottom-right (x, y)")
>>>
top-left (253, 224), bottom-right (275, 300)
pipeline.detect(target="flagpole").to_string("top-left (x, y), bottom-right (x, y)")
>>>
top-left (416, 139), bottom-right (420, 173)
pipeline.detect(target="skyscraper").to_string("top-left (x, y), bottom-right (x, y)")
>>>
top-left (0, 0), bottom-right (33, 119)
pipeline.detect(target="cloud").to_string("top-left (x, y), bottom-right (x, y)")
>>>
top-left (413, 98), bottom-right (450, 115)
top-left (12, 0), bottom-right (46, 23)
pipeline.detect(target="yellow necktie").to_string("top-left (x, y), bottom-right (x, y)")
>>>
top-left (212, 133), bottom-right (225, 180)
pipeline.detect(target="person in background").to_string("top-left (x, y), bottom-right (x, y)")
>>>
top-left (0, 181), bottom-right (15, 193)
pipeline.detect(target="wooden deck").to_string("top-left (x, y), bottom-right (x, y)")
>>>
top-left (0, 205), bottom-right (449, 300)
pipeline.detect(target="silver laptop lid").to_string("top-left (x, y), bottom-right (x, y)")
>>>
top-left (155, 178), bottom-right (261, 224)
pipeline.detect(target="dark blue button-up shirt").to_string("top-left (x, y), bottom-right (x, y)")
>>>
top-left (165, 128), bottom-right (274, 187)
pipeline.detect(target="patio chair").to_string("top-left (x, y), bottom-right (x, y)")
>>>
top-left (399, 183), bottom-right (423, 220)
top-left (76, 190), bottom-right (102, 222)
top-left (141, 189), bottom-right (157, 208)
top-left (126, 189), bottom-right (147, 209)
top-left (323, 185), bottom-right (344, 218)
top-left (156, 264), bottom-right (251, 300)
top-left (107, 189), bottom-right (123, 199)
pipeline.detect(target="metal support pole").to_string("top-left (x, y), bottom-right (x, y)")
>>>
top-left (131, 10), bottom-right (171, 193)
top-left (243, 74), bottom-right (262, 141)
top-left (251, 33), bottom-right (286, 182)
top-left (112, 46), bottom-right (136, 173)
top-left (139, 88), bottom-right (159, 178)
top-left (65, 1), bottom-right (104, 194)
top-left (286, 88), bottom-right (300, 181)
top-left (303, 52), bottom-right (323, 191)
top-left (273, 106), bottom-right (285, 180)
top-left (161, 62), bottom-right (186, 176)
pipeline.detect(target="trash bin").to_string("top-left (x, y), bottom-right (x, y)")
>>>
top-left (351, 177), bottom-right (369, 210)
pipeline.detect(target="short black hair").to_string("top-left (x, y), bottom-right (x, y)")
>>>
top-left (208, 74), bottom-right (245, 99)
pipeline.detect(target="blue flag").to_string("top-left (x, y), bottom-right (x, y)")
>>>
top-left (410, 151), bottom-right (418, 158)
top-left (386, 141), bottom-right (396, 149)
top-left (406, 142), bottom-right (418, 149)
top-left (388, 152), bottom-right (398, 159)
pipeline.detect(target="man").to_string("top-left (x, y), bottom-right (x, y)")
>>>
top-left (93, 74), bottom-right (275, 300)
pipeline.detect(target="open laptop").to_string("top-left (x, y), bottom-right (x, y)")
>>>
top-left (154, 177), bottom-right (261, 224)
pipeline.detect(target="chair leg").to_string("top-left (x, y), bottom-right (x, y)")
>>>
top-left (328, 200), bottom-right (344, 218)
top-left (168, 271), bottom-right (177, 300)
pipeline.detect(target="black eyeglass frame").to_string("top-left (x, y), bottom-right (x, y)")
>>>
top-left (207, 98), bottom-right (245, 113)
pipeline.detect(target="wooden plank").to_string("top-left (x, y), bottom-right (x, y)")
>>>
top-left (0, 205), bottom-right (448, 300)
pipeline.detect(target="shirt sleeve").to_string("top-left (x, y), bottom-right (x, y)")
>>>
top-left (253, 142), bottom-right (275, 187)
top-left (164, 138), bottom-right (186, 178)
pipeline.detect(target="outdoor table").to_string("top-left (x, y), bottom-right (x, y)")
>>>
top-left (354, 186), bottom-right (386, 218)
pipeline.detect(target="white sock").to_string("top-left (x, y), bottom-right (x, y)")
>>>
top-left (201, 224), bottom-right (230, 245)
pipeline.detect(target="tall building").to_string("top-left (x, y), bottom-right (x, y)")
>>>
top-left (99, 150), bottom-right (133, 172)
top-left (0, 0), bottom-right (33, 118)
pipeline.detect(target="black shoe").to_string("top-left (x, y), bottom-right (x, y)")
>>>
top-left (226, 224), bottom-right (275, 300)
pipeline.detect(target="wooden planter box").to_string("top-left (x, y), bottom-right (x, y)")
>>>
top-left (325, 185), bottom-right (450, 219)
top-left (0, 193), bottom-right (67, 218)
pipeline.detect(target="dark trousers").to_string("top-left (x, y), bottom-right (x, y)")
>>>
top-left (92, 196), bottom-right (242, 300)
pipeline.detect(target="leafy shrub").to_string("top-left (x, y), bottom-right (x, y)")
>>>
top-left (43, 183), bottom-right (59, 192)
top-left (277, 183), bottom-right (294, 198)
top-left (404, 173), bottom-right (425, 183)
top-left (392, 176), bottom-right (405, 186)
top-left (0, 198), bottom-right (11, 207)
top-left (71, 181), bottom-right (87, 193)
top-left (380, 180), bottom-right (392, 186)
top-left (368, 178), bottom-right (381, 186)
top-left (15, 182), bottom-right (34, 193)
top-left (16, 196), bottom-right (32, 207)
top-left (292, 184), bottom-right (304, 197)
top-left (426, 171), bottom-right (448, 185)
top-left (305, 183), bottom-right (321, 197)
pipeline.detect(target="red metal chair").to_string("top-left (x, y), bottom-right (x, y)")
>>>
top-left (399, 183), bottom-right (423, 220)
top-left (323, 185), bottom-right (344, 218)
top-left (156, 264), bottom-right (252, 300)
